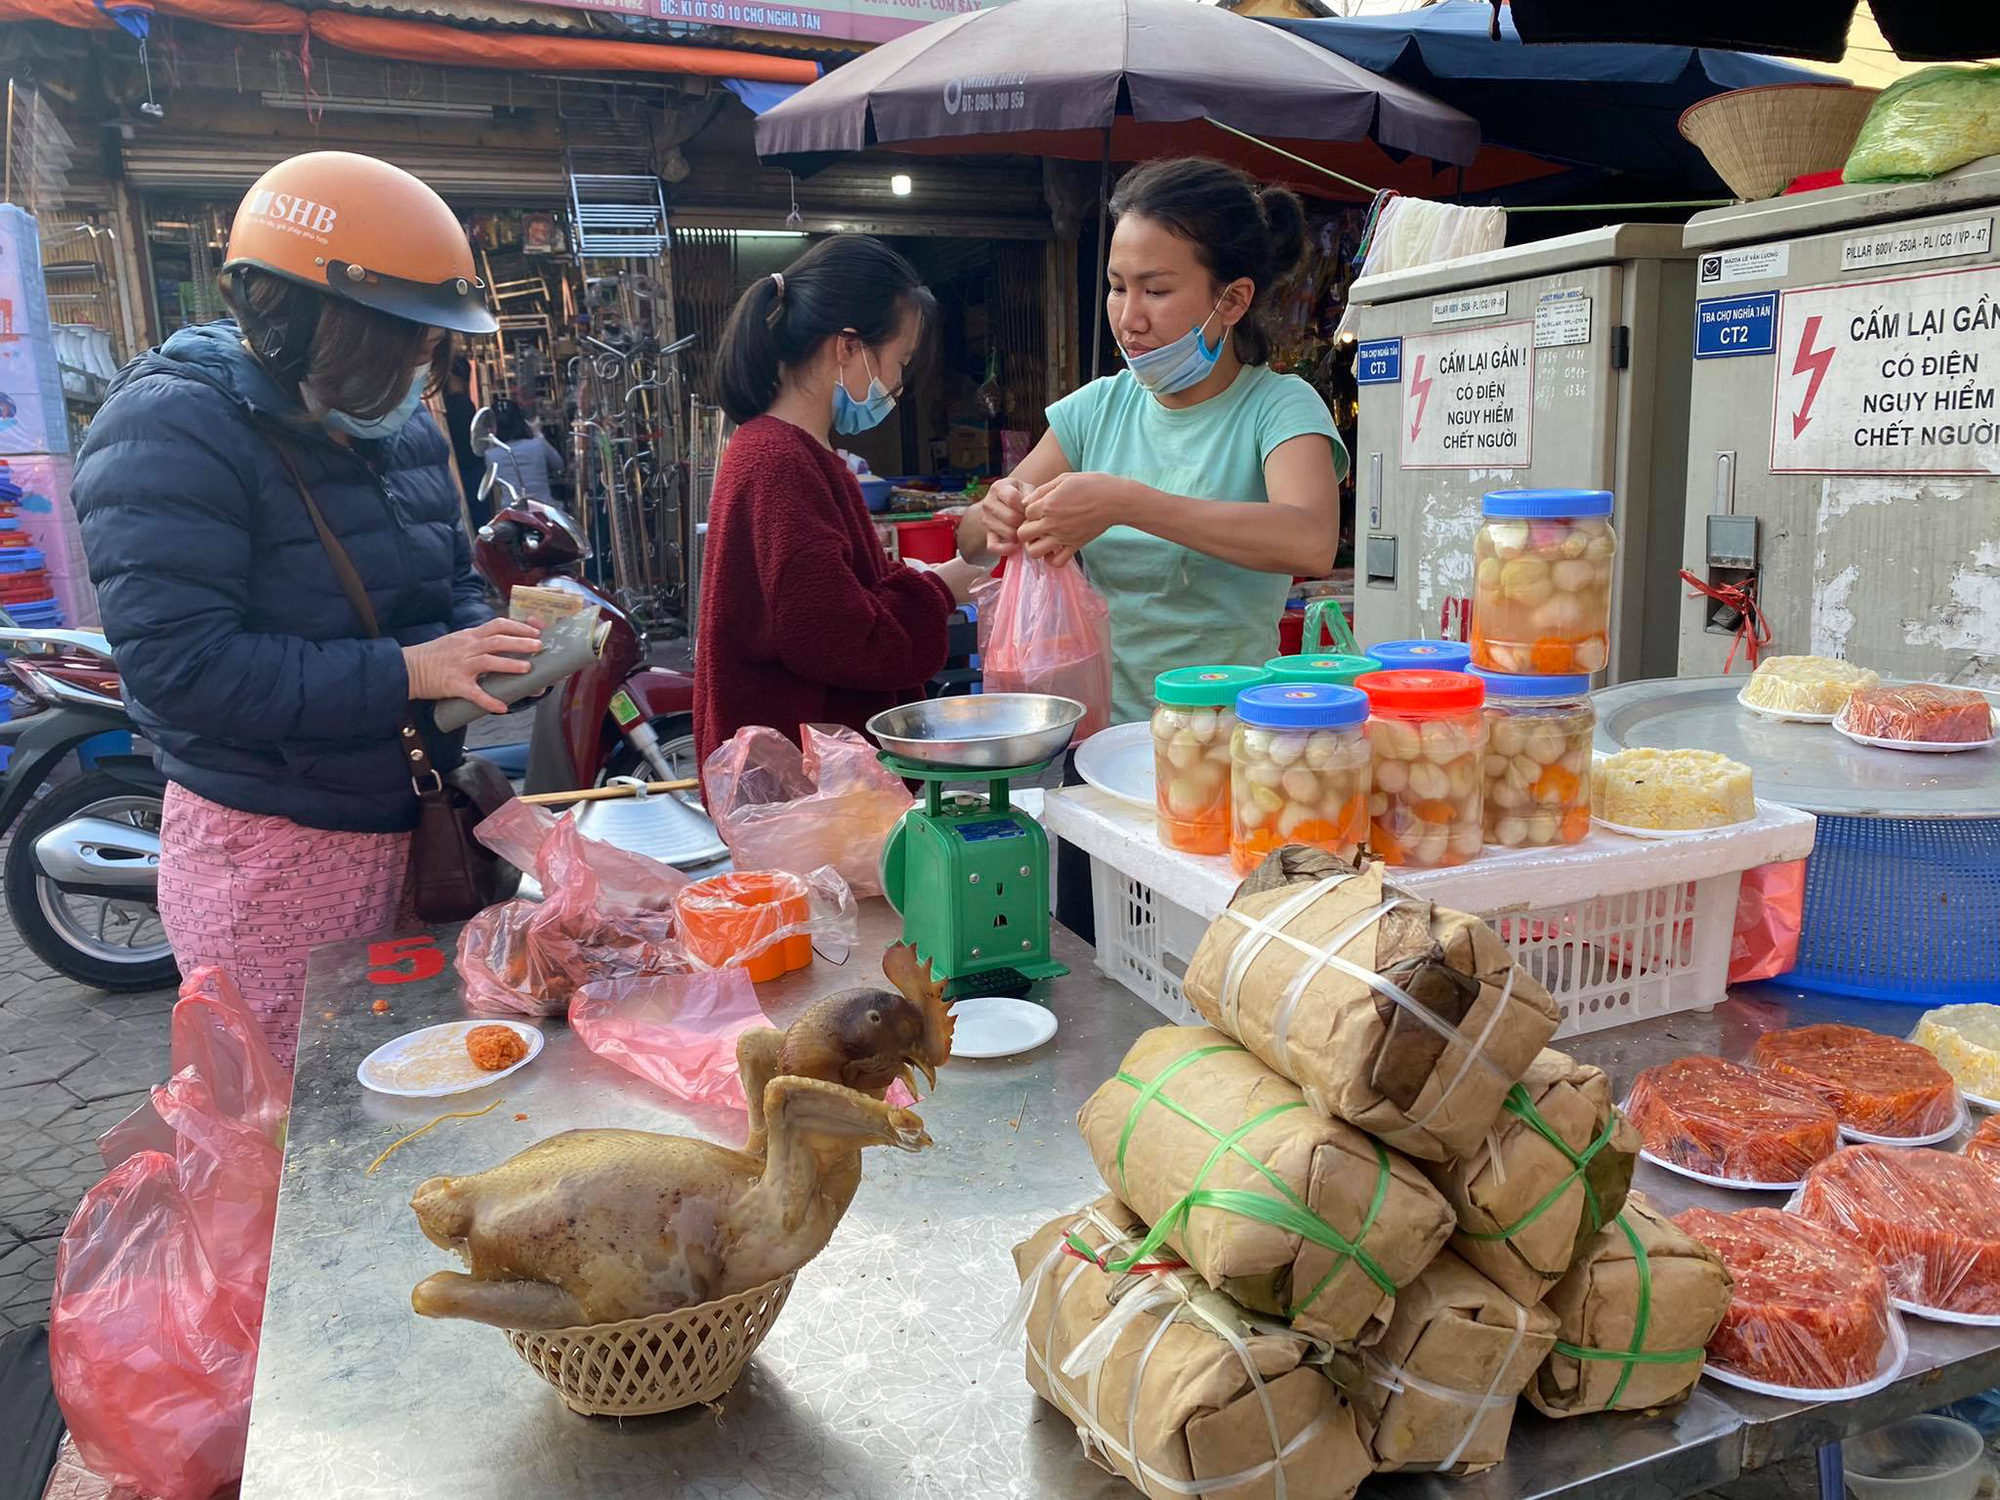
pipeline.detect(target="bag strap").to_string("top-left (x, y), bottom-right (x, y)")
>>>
top-left (263, 435), bottom-right (444, 794)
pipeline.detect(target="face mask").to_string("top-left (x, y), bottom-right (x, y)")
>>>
top-left (1121, 294), bottom-right (1228, 396)
top-left (832, 346), bottom-right (897, 435)
top-left (320, 365), bottom-right (429, 441)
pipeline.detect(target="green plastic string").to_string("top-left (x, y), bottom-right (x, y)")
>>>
top-left (1102, 1048), bottom-right (1397, 1312)
top-left (1550, 1212), bottom-right (1704, 1410)
top-left (1461, 1084), bottom-right (1619, 1245)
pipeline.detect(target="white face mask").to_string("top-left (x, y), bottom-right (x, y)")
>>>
top-left (314, 363), bottom-right (430, 441)
top-left (1119, 294), bottom-right (1227, 396)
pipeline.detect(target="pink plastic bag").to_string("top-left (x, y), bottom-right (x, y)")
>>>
top-left (703, 724), bottom-right (913, 898)
top-left (1729, 859), bottom-right (1808, 984)
top-left (459, 802), bottom-right (690, 1017)
top-left (974, 553), bottom-right (1112, 741)
top-left (570, 969), bottom-right (771, 1109)
top-left (50, 969), bottom-right (286, 1500)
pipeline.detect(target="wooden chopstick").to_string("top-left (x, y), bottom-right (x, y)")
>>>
top-left (518, 778), bottom-right (699, 807)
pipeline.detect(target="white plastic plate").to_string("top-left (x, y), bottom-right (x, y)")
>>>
top-left (1701, 1306), bottom-right (1908, 1403)
top-left (1839, 1098), bottom-right (1969, 1148)
top-left (1832, 706), bottom-right (1999, 754)
top-left (1638, 1146), bottom-right (1810, 1194)
top-left (1891, 1297), bottom-right (2000, 1328)
top-left (1735, 688), bottom-right (1840, 725)
top-left (1073, 719), bottom-right (1155, 808)
top-left (1963, 1088), bottom-right (2000, 1113)
top-left (948, 997), bottom-right (1058, 1059)
top-left (1593, 811), bottom-right (1757, 841)
top-left (358, 1019), bottom-right (543, 1098)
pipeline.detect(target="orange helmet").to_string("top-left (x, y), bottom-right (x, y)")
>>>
top-left (223, 151), bottom-right (497, 336)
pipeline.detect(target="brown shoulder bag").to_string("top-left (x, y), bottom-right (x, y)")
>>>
top-left (265, 438), bottom-right (521, 922)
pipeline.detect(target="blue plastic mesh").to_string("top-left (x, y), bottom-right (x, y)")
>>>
top-left (1788, 814), bottom-right (2000, 1002)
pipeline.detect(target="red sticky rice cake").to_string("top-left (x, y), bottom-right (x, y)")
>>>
top-left (1751, 1024), bottom-right (1959, 1138)
top-left (1624, 1055), bottom-right (1839, 1185)
top-left (1796, 1145), bottom-right (2000, 1316)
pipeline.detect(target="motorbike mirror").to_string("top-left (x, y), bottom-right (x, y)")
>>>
top-left (470, 406), bottom-right (512, 458)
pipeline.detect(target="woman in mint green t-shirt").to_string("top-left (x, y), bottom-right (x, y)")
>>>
top-left (956, 157), bottom-right (1349, 725)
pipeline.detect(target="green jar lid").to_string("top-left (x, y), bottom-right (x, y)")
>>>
top-left (1154, 664), bottom-right (1269, 707)
top-left (1263, 653), bottom-right (1382, 686)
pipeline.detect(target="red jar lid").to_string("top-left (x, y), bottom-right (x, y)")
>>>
top-left (1355, 669), bottom-right (1485, 715)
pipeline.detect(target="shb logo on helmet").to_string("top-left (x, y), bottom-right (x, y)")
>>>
top-left (246, 189), bottom-right (338, 237)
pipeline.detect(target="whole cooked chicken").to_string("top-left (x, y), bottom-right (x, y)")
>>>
top-left (409, 943), bottom-right (953, 1330)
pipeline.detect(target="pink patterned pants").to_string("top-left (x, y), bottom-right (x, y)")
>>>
top-left (157, 783), bottom-right (413, 1069)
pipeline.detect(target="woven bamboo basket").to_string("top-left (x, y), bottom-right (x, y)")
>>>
top-left (503, 1272), bottom-right (797, 1416)
top-left (1679, 83), bottom-right (1881, 200)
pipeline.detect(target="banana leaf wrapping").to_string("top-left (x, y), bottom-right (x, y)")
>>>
top-left (1422, 1049), bottom-right (1639, 1305)
top-left (1078, 1026), bottom-right (1455, 1347)
top-left (1527, 1193), bottom-right (1731, 1418)
top-left (1347, 1249), bottom-right (1558, 1474)
top-left (1182, 850), bottom-right (1559, 1162)
top-left (1011, 1197), bottom-right (1374, 1500)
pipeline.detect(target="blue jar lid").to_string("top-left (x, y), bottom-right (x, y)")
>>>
top-left (1481, 488), bottom-right (1614, 520)
top-left (1366, 639), bottom-right (1472, 672)
top-left (1235, 683), bottom-right (1369, 731)
top-left (1468, 667), bottom-right (1592, 700)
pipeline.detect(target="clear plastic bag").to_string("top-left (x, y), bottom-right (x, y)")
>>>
top-left (569, 969), bottom-right (771, 1109)
top-left (703, 725), bottom-right (913, 898)
top-left (1967, 1116), bottom-right (2000, 1172)
top-left (674, 865), bottom-right (858, 978)
top-left (1845, 65), bottom-right (2000, 184)
top-left (50, 969), bottom-right (286, 1500)
top-left (458, 803), bottom-right (688, 1017)
top-left (1728, 860), bottom-right (1807, 985)
top-left (1752, 1024), bottom-right (1960, 1139)
top-left (974, 553), bottom-right (1112, 742)
top-left (1796, 1144), bottom-right (2000, 1318)
top-left (1676, 1205), bottom-right (1893, 1391)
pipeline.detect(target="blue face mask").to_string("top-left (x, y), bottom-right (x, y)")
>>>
top-left (321, 365), bottom-right (429, 441)
top-left (832, 347), bottom-right (897, 435)
top-left (1121, 295), bottom-right (1228, 397)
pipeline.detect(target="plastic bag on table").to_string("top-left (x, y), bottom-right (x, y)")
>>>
top-left (50, 969), bottom-right (286, 1500)
top-left (973, 552), bottom-right (1111, 742)
top-left (1845, 65), bottom-right (2000, 184)
top-left (675, 865), bottom-right (858, 975)
top-left (1795, 1144), bottom-right (2000, 1317)
top-left (1728, 860), bottom-right (1806, 985)
top-left (570, 968), bottom-right (770, 1110)
top-left (703, 725), bottom-right (913, 898)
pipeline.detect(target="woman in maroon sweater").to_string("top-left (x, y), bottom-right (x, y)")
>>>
top-left (694, 236), bottom-right (991, 775)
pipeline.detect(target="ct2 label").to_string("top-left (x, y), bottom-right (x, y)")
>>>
top-left (1695, 293), bottom-right (1777, 359)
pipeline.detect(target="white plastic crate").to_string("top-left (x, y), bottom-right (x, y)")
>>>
top-left (1047, 788), bottom-right (1816, 1039)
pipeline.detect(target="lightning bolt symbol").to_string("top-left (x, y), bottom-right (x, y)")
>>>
top-left (1408, 353), bottom-right (1432, 444)
top-left (1791, 314), bottom-right (1835, 439)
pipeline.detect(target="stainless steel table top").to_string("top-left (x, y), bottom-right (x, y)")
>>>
top-left (240, 906), bottom-right (2000, 1500)
top-left (1592, 675), bottom-right (2000, 819)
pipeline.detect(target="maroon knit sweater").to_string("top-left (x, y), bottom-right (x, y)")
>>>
top-left (694, 416), bottom-right (954, 778)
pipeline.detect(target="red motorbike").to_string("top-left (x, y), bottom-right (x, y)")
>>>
top-left (469, 422), bottom-right (696, 796)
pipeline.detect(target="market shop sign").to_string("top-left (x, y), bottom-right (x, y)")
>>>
top-left (1399, 320), bottom-right (1534, 469)
top-left (531, 0), bottom-right (1014, 41)
top-left (1770, 263), bottom-right (2000, 476)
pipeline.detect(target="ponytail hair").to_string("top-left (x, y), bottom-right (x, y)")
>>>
top-left (1108, 158), bottom-right (1307, 367)
top-left (712, 234), bottom-right (935, 425)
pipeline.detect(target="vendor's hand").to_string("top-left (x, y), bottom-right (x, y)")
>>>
top-left (971, 477), bottom-right (1031, 559)
top-left (1020, 472), bottom-right (1126, 562)
top-left (403, 618), bottom-right (541, 715)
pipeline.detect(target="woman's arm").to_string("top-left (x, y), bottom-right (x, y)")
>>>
top-left (956, 427), bottom-right (1072, 563)
top-left (1019, 432), bottom-right (1340, 576)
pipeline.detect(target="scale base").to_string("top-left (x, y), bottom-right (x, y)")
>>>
top-left (939, 959), bottom-right (1069, 1001)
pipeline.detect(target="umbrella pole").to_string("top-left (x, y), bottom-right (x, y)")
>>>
top-left (1091, 125), bottom-right (1110, 380)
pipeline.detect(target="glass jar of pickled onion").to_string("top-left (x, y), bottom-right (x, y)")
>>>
top-left (1229, 683), bottom-right (1372, 875)
top-left (1471, 489), bottom-right (1616, 677)
top-left (1152, 665), bottom-right (1268, 855)
top-left (1356, 669), bottom-right (1487, 869)
top-left (1468, 668), bottom-right (1594, 848)
top-left (1262, 652), bottom-right (1382, 688)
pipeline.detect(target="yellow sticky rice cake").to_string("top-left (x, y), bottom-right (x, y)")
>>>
top-left (1740, 655), bottom-right (1880, 716)
top-left (1591, 748), bottom-right (1754, 830)
top-left (1913, 1005), bottom-right (2000, 1101)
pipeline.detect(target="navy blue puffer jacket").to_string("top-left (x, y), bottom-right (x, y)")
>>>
top-left (72, 321), bottom-right (490, 833)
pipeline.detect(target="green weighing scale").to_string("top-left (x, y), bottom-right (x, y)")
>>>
top-left (869, 694), bottom-right (1085, 1000)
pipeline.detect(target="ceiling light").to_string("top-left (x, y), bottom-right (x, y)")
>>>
top-left (890, 173), bottom-right (913, 197)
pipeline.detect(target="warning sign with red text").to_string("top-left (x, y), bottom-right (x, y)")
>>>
top-left (1771, 263), bottom-right (2000, 475)
top-left (1400, 321), bottom-right (1535, 469)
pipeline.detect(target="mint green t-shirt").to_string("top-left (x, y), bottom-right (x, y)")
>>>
top-left (1046, 363), bottom-right (1346, 724)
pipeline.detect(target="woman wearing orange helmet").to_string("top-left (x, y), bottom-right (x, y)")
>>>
top-left (72, 151), bottom-right (539, 1068)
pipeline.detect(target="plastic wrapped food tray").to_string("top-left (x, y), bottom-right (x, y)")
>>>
top-left (1676, 1205), bottom-right (1898, 1394)
top-left (1793, 1146), bottom-right (2000, 1321)
top-left (1835, 684), bottom-right (1998, 751)
top-left (1736, 655), bottom-right (1879, 719)
top-left (1625, 1055), bottom-right (1840, 1187)
top-left (1914, 1005), bottom-right (2000, 1102)
top-left (1964, 1115), bottom-right (2000, 1172)
top-left (1752, 1024), bottom-right (1961, 1140)
top-left (1591, 748), bottom-right (1755, 832)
